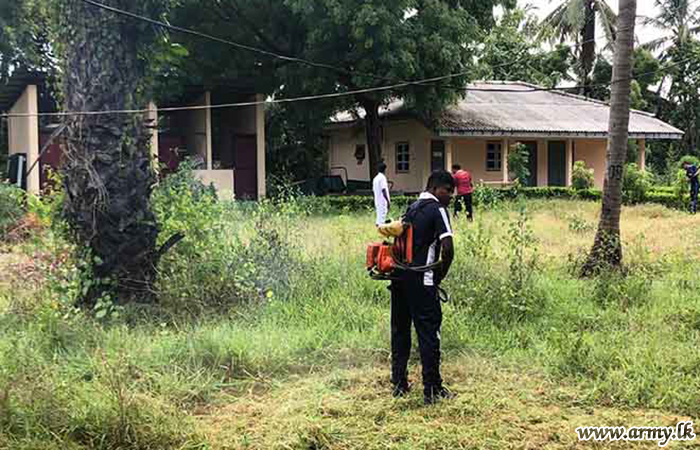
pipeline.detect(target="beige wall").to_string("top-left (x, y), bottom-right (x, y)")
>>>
top-left (328, 120), bottom-right (433, 192)
top-left (8, 85), bottom-right (40, 194)
top-left (451, 138), bottom-right (504, 186)
top-left (328, 127), bottom-right (369, 182)
top-left (573, 139), bottom-right (607, 188)
top-left (194, 169), bottom-right (234, 199)
top-left (328, 119), bottom-right (612, 191)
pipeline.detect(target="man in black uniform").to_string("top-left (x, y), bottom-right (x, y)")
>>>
top-left (390, 170), bottom-right (455, 405)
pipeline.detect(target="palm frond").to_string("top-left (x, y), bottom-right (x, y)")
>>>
top-left (539, 1), bottom-right (577, 42)
top-left (639, 35), bottom-right (672, 52)
top-left (596, 0), bottom-right (617, 43)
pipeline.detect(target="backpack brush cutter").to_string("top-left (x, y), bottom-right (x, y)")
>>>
top-left (366, 219), bottom-right (450, 302)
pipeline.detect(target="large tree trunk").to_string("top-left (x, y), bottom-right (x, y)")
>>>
top-left (581, 0), bottom-right (637, 276)
top-left (360, 98), bottom-right (383, 181)
top-left (57, 0), bottom-right (163, 305)
top-left (580, 1), bottom-right (597, 96)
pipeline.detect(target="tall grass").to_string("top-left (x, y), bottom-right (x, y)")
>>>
top-left (1, 181), bottom-right (700, 447)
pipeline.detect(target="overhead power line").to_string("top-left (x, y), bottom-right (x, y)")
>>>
top-left (0, 1), bottom-right (692, 119)
top-left (80, 0), bottom-right (601, 90)
top-left (1, 52), bottom-right (692, 120)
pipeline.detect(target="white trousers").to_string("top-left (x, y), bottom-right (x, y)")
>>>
top-left (375, 203), bottom-right (388, 225)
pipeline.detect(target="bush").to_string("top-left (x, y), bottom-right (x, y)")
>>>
top-left (0, 181), bottom-right (26, 239)
top-left (622, 163), bottom-right (652, 204)
top-left (449, 202), bottom-right (544, 324)
top-left (571, 161), bottom-right (595, 190)
top-left (152, 163), bottom-right (303, 316)
top-left (507, 142), bottom-right (530, 185)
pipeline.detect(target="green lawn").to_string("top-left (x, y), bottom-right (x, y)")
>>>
top-left (0, 199), bottom-right (699, 449)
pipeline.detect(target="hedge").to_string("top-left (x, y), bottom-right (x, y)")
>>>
top-left (311, 186), bottom-right (690, 213)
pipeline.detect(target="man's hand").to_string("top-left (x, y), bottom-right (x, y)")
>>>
top-left (437, 236), bottom-right (454, 285)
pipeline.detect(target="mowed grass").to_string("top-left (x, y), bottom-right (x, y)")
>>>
top-left (1, 199), bottom-right (700, 449)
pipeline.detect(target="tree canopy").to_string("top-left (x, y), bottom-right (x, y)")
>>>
top-left (169, 0), bottom-right (512, 179)
top-left (477, 8), bottom-right (573, 87)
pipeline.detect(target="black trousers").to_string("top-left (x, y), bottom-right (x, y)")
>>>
top-left (454, 193), bottom-right (473, 220)
top-left (691, 184), bottom-right (699, 214)
top-left (390, 276), bottom-right (443, 392)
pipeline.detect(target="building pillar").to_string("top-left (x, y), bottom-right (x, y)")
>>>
top-left (445, 139), bottom-right (453, 173)
top-left (255, 93), bottom-right (266, 199)
top-left (638, 138), bottom-right (646, 171)
top-left (8, 85), bottom-right (40, 195)
top-left (566, 139), bottom-right (573, 187)
top-left (147, 101), bottom-right (159, 171)
top-left (205, 91), bottom-right (213, 171)
top-left (502, 138), bottom-right (509, 185)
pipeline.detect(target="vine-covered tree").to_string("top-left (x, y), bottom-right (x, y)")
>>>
top-left (53, 0), bottom-right (176, 305)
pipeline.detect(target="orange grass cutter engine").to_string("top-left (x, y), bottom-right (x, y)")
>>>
top-left (366, 220), bottom-right (413, 281)
top-left (366, 219), bottom-right (451, 303)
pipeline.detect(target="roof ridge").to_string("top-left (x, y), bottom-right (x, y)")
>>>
top-left (510, 80), bottom-right (659, 118)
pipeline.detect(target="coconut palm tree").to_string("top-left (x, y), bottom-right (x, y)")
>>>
top-left (640, 0), bottom-right (700, 52)
top-left (540, 0), bottom-right (617, 94)
top-left (582, 0), bottom-right (637, 274)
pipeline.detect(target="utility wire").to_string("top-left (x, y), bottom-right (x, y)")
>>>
top-left (79, 0), bottom-right (408, 86)
top-left (0, 2), bottom-right (691, 119)
top-left (80, 0), bottom-right (602, 90)
top-left (1, 54), bottom-right (691, 119)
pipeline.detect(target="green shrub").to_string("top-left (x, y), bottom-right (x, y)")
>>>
top-left (622, 163), bottom-right (652, 204)
top-left (567, 213), bottom-right (594, 234)
top-left (507, 142), bottom-right (530, 185)
top-left (450, 202), bottom-right (544, 324)
top-left (571, 161), bottom-right (595, 190)
top-left (152, 164), bottom-right (304, 316)
top-left (0, 181), bottom-right (25, 238)
top-left (646, 190), bottom-right (685, 209)
top-left (473, 184), bottom-right (507, 208)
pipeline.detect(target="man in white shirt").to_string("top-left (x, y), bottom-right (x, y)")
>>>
top-left (373, 162), bottom-right (391, 225)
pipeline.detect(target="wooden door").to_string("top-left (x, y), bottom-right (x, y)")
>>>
top-left (431, 140), bottom-right (446, 172)
top-left (233, 134), bottom-right (258, 200)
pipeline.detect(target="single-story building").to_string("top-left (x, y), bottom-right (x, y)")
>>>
top-left (325, 81), bottom-right (684, 192)
top-left (1, 69), bottom-right (266, 199)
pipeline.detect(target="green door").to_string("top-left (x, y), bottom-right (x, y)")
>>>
top-left (548, 141), bottom-right (566, 187)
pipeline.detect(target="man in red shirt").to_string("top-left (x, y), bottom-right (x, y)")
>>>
top-left (451, 164), bottom-right (474, 221)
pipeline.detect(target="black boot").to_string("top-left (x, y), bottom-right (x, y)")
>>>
top-left (424, 385), bottom-right (456, 405)
top-left (392, 380), bottom-right (411, 398)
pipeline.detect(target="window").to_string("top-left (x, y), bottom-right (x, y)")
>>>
top-left (486, 142), bottom-right (502, 172)
top-left (396, 142), bottom-right (410, 173)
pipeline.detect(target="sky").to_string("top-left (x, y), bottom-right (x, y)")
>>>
top-left (521, 0), bottom-right (666, 48)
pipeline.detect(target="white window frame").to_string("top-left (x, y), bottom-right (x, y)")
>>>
top-left (396, 142), bottom-right (410, 174)
top-left (486, 142), bottom-right (502, 172)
